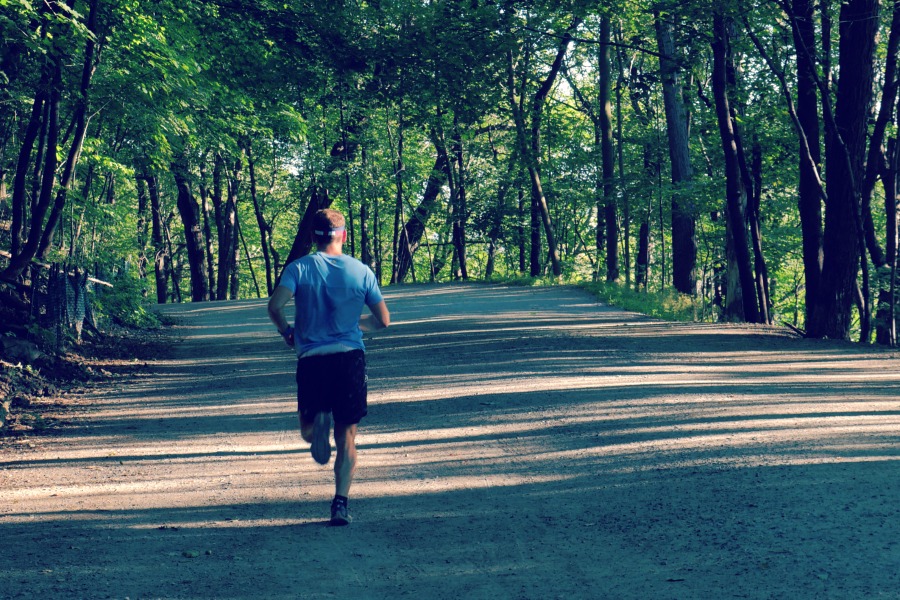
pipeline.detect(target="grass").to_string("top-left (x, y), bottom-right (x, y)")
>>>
top-left (578, 281), bottom-right (698, 322)
top-left (490, 275), bottom-right (699, 322)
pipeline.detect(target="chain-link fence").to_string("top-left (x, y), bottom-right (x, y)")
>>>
top-left (30, 263), bottom-right (96, 352)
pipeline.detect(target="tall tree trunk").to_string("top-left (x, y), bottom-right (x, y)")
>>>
top-left (163, 212), bottom-right (182, 303)
top-left (712, 12), bottom-right (760, 323)
top-left (389, 114), bottom-right (405, 284)
top-left (246, 141), bottom-right (274, 294)
top-left (749, 140), bottom-right (771, 323)
top-left (1, 51), bottom-right (61, 280)
top-left (599, 15), bottom-right (619, 283)
top-left (136, 174), bottom-right (149, 279)
top-left (636, 221), bottom-right (650, 290)
top-left (171, 151), bottom-right (209, 302)
top-left (450, 120), bottom-right (468, 280)
top-left (5, 2), bottom-right (56, 269)
top-left (230, 214), bottom-right (241, 300)
top-left (35, 0), bottom-right (99, 261)
top-left (529, 187), bottom-right (542, 276)
top-left (395, 139), bottom-right (451, 283)
top-left (7, 90), bottom-right (45, 264)
top-left (216, 157), bottom-right (240, 300)
top-left (790, 0), bottom-right (825, 327)
top-left (615, 26), bottom-right (630, 286)
top-left (145, 174), bottom-right (169, 304)
top-left (283, 186), bottom-right (334, 268)
top-left (485, 141), bottom-right (516, 280)
top-left (339, 94), bottom-right (356, 258)
top-left (211, 154), bottom-right (225, 246)
top-left (807, 0), bottom-right (879, 339)
top-left (507, 20), bottom-right (580, 278)
top-left (861, 3), bottom-right (900, 343)
top-left (360, 146), bottom-right (373, 269)
top-left (654, 9), bottom-right (697, 295)
top-left (517, 186), bottom-right (527, 273)
top-left (198, 158), bottom-right (217, 299)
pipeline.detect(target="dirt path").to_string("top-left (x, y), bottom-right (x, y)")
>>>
top-left (1, 283), bottom-right (899, 599)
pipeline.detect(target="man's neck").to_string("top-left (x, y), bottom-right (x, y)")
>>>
top-left (318, 244), bottom-right (343, 256)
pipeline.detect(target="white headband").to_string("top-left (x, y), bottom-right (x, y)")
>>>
top-left (313, 226), bottom-right (345, 237)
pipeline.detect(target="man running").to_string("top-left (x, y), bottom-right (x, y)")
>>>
top-left (267, 208), bottom-right (390, 526)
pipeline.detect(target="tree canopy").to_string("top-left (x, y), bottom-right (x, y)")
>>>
top-left (1, 0), bottom-right (898, 344)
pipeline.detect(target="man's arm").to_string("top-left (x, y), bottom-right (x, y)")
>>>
top-left (267, 286), bottom-right (294, 345)
top-left (359, 300), bottom-right (390, 332)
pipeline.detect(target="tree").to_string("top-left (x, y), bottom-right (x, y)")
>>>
top-left (506, 10), bottom-right (583, 278)
top-left (806, 0), bottom-right (880, 339)
top-left (654, 6), bottom-right (698, 295)
top-left (711, 11), bottom-right (759, 323)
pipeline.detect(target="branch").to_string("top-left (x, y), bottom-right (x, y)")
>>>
top-left (742, 16), bottom-right (826, 203)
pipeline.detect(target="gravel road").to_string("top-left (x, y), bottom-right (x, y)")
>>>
top-left (1, 283), bottom-right (899, 599)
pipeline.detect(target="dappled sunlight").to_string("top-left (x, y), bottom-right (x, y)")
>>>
top-left (3, 284), bottom-right (899, 599)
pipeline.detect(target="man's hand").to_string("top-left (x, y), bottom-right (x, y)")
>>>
top-left (268, 286), bottom-right (294, 347)
top-left (359, 300), bottom-right (390, 332)
top-left (280, 326), bottom-right (295, 348)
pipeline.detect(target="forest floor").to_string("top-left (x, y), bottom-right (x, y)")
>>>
top-left (1, 283), bottom-right (899, 599)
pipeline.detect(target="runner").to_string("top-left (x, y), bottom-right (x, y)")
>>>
top-left (267, 208), bottom-right (390, 525)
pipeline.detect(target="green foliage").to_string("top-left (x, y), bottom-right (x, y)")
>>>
top-left (2, 0), bottom-right (896, 344)
top-left (579, 281), bottom-right (698, 322)
top-left (491, 276), bottom-right (697, 322)
top-left (92, 274), bottom-right (161, 329)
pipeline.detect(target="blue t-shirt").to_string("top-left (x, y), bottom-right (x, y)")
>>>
top-left (277, 253), bottom-right (383, 356)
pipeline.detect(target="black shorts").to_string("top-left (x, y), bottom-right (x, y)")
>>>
top-left (296, 349), bottom-right (368, 425)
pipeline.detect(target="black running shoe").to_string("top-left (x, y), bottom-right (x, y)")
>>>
top-left (311, 412), bottom-right (332, 465)
top-left (330, 499), bottom-right (351, 526)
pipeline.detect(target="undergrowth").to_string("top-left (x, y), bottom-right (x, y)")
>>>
top-left (578, 281), bottom-right (698, 322)
top-left (492, 275), bottom-right (700, 322)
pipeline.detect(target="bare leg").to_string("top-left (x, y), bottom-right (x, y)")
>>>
top-left (333, 423), bottom-right (358, 498)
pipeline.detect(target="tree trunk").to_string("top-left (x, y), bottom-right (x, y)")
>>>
top-left (506, 20), bottom-right (580, 279)
top-left (7, 90), bottom-right (45, 265)
top-left (789, 0), bottom-right (825, 326)
top-left (749, 140), bottom-right (771, 323)
top-left (216, 157), bottom-right (240, 300)
top-left (712, 12), bottom-right (760, 323)
top-left (163, 212), bottom-right (182, 303)
top-left (171, 152), bottom-right (210, 302)
top-left (654, 9), bottom-right (697, 295)
top-left (35, 0), bottom-right (99, 261)
top-left (529, 188), bottom-right (542, 276)
top-left (360, 146), bottom-right (374, 269)
top-left (615, 26), bottom-right (630, 286)
top-left (230, 213), bottom-right (241, 300)
top-left (136, 174), bottom-right (149, 279)
top-left (517, 186), bottom-right (526, 273)
top-left (283, 186), bottom-right (334, 268)
top-left (450, 120), bottom-right (468, 280)
top-left (389, 114), bottom-right (405, 284)
top-left (246, 141), bottom-right (274, 294)
top-left (862, 4), bottom-right (900, 343)
top-left (396, 140), bottom-right (451, 283)
top-left (1, 53), bottom-right (60, 281)
top-left (198, 158), bottom-right (217, 299)
top-left (599, 16), bottom-right (619, 282)
top-left (485, 143), bottom-right (516, 280)
top-left (807, 0), bottom-right (879, 339)
top-left (145, 174), bottom-right (169, 304)
top-left (636, 221), bottom-right (650, 290)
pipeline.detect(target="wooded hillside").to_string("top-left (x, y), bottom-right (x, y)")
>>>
top-left (1, 0), bottom-right (897, 344)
